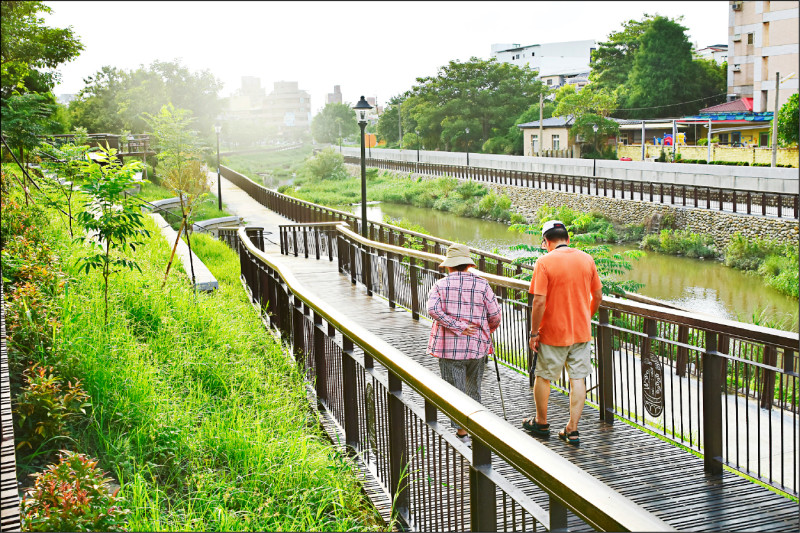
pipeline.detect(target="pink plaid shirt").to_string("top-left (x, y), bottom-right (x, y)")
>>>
top-left (426, 271), bottom-right (502, 360)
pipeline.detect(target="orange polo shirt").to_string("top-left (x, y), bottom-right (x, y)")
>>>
top-left (529, 247), bottom-right (602, 346)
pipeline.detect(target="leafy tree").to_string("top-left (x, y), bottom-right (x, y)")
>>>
top-left (589, 15), bottom-right (658, 93)
top-left (311, 102), bottom-right (359, 144)
top-left (1, 92), bottom-right (58, 167)
top-left (621, 16), bottom-right (726, 118)
top-left (70, 60), bottom-right (222, 138)
top-left (38, 142), bottom-right (90, 237)
top-left (777, 93), bottom-right (799, 146)
top-left (68, 66), bottom-right (128, 133)
top-left (75, 145), bottom-right (147, 326)
top-left (378, 57), bottom-right (545, 152)
top-left (553, 86), bottom-right (619, 153)
top-left (0, 1), bottom-right (83, 98)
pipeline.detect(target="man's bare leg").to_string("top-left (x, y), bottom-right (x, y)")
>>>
top-left (534, 376), bottom-right (550, 424)
top-left (566, 378), bottom-right (586, 433)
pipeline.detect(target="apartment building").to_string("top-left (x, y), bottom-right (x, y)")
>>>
top-left (264, 81), bottom-right (312, 135)
top-left (490, 40), bottom-right (596, 79)
top-left (694, 44), bottom-right (729, 64)
top-left (728, 0), bottom-right (799, 112)
top-left (326, 85), bottom-right (342, 105)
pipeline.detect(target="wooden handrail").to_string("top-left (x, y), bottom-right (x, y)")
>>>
top-left (237, 227), bottom-right (672, 531)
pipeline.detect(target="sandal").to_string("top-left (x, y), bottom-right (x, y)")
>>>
top-left (558, 427), bottom-right (580, 446)
top-left (521, 417), bottom-right (550, 437)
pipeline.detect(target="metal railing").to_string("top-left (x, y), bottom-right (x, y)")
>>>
top-left (226, 226), bottom-right (672, 531)
top-left (342, 156), bottom-right (799, 219)
top-left (220, 164), bottom-right (533, 281)
top-left (279, 221), bottom-right (800, 498)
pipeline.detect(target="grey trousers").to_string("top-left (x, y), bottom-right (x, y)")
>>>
top-left (438, 356), bottom-right (486, 430)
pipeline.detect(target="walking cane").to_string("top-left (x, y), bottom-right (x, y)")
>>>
top-left (492, 354), bottom-right (508, 420)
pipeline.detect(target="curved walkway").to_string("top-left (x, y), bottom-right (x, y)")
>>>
top-left (209, 172), bottom-right (799, 531)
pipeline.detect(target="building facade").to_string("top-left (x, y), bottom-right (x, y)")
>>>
top-left (490, 40), bottom-right (596, 79)
top-left (264, 81), bottom-right (312, 137)
top-left (694, 44), bottom-right (729, 64)
top-left (728, 0), bottom-right (799, 112)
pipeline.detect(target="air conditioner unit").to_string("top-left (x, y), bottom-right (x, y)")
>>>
top-left (732, 34), bottom-right (742, 42)
top-left (732, 65), bottom-right (741, 72)
top-left (732, 2), bottom-right (743, 10)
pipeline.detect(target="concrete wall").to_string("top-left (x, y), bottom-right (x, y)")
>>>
top-left (617, 144), bottom-right (799, 167)
top-left (340, 146), bottom-right (799, 193)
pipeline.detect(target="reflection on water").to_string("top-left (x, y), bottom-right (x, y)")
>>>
top-left (346, 202), bottom-right (798, 331)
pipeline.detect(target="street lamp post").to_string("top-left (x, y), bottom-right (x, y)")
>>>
top-left (215, 124), bottom-right (222, 210)
top-left (465, 127), bottom-right (470, 167)
top-left (354, 96), bottom-right (373, 237)
top-left (416, 130), bottom-right (420, 170)
top-left (592, 123), bottom-right (599, 177)
top-left (338, 121), bottom-right (342, 153)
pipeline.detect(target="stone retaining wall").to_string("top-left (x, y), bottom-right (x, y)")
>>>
top-left (350, 165), bottom-right (799, 248)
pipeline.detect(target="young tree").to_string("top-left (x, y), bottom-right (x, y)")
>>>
top-left (39, 142), bottom-right (90, 237)
top-left (777, 93), bottom-right (799, 146)
top-left (143, 104), bottom-right (209, 287)
top-left (311, 103), bottom-right (359, 144)
top-left (75, 145), bottom-right (147, 326)
top-left (0, 0), bottom-right (83, 98)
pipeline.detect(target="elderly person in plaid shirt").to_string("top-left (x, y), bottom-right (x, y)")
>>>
top-left (427, 243), bottom-right (502, 445)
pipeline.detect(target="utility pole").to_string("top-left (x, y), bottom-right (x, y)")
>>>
top-left (538, 92), bottom-right (544, 157)
top-left (398, 102), bottom-right (402, 150)
top-left (771, 71), bottom-right (780, 167)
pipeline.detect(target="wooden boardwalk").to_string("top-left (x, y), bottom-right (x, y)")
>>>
top-left (273, 249), bottom-right (799, 532)
top-left (0, 283), bottom-right (21, 531)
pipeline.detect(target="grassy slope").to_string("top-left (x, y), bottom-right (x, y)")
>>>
top-left (2, 164), bottom-right (381, 531)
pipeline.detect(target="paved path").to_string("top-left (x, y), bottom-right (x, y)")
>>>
top-left (209, 173), bottom-right (799, 531)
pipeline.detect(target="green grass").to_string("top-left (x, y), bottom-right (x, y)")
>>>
top-left (3, 172), bottom-right (382, 531)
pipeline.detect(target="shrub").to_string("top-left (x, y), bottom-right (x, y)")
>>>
top-left (21, 451), bottom-right (129, 532)
top-left (724, 232), bottom-right (774, 270)
top-left (301, 147), bottom-right (348, 181)
top-left (13, 364), bottom-right (90, 455)
top-left (640, 233), bottom-right (660, 251)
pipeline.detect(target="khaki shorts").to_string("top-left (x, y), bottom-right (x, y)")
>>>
top-left (535, 342), bottom-right (592, 381)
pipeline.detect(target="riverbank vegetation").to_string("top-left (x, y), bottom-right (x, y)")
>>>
top-left (1, 162), bottom-right (382, 531)
top-left (221, 145), bottom-right (312, 188)
top-left (279, 148), bottom-right (526, 223)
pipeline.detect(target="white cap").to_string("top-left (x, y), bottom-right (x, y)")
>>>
top-left (541, 220), bottom-right (567, 238)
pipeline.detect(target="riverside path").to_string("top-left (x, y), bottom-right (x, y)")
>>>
top-left (207, 171), bottom-right (799, 532)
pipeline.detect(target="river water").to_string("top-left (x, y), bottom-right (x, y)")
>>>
top-left (345, 202), bottom-right (798, 331)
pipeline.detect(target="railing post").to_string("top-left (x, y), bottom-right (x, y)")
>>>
top-left (470, 440), bottom-right (497, 533)
top-left (676, 325), bottom-right (689, 377)
top-left (387, 249), bottom-right (396, 309)
top-left (313, 310), bottom-right (328, 405)
top-left (702, 330), bottom-right (723, 475)
top-left (597, 308), bottom-right (615, 424)
top-left (410, 260), bottom-right (420, 320)
top-left (337, 234), bottom-right (346, 274)
top-left (362, 245), bottom-right (372, 296)
top-left (314, 227), bottom-right (321, 260)
top-left (293, 227), bottom-right (299, 257)
top-left (302, 226), bottom-right (309, 258)
top-left (292, 297), bottom-right (305, 365)
top-left (388, 371), bottom-right (409, 521)
top-left (549, 494), bottom-right (568, 532)
top-left (760, 344), bottom-right (778, 410)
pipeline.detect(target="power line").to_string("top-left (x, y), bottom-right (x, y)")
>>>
top-left (613, 92), bottom-right (729, 113)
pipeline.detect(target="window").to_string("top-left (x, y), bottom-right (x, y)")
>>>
top-left (760, 132), bottom-right (769, 146)
top-left (531, 135), bottom-right (539, 153)
top-left (552, 134), bottom-right (560, 150)
top-left (718, 133), bottom-right (729, 145)
top-left (747, 32), bottom-right (754, 45)
top-left (731, 132), bottom-right (741, 144)
top-left (547, 79), bottom-right (553, 85)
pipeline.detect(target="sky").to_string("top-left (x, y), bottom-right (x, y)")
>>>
top-left (44, 1), bottom-right (730, 114)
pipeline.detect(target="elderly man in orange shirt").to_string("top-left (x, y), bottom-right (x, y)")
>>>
top-left (521, 220), bottom-right (603, 445)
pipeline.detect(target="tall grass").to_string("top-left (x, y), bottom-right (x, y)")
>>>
top-left (8, 192), bottom-right (381, 531)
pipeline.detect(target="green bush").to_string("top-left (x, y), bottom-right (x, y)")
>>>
top-left (301, 147), bottom-right (348, 181)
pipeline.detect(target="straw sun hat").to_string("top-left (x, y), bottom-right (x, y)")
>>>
top-left (439, 243), bottom-right (476, 268)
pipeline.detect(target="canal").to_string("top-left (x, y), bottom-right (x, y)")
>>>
top-left (346, 202), bottom-right (798, 331)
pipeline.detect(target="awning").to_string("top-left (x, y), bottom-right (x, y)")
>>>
top-left (618, 122), bottom-right (687, 130)
top-left (706, 124), bottom-right (770, 134)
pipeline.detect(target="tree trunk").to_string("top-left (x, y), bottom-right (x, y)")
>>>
top-left (161, 217), bottom-right (187, 288)
top-left (184, 215), bottom-right (197, 291)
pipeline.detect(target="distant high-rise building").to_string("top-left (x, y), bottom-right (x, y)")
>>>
top-left (727, 0), bottom-right (799, 111)
top-left (326, 85), bottom-right (342, 105)
top-left (265, 81), bottom-right (311, 137)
